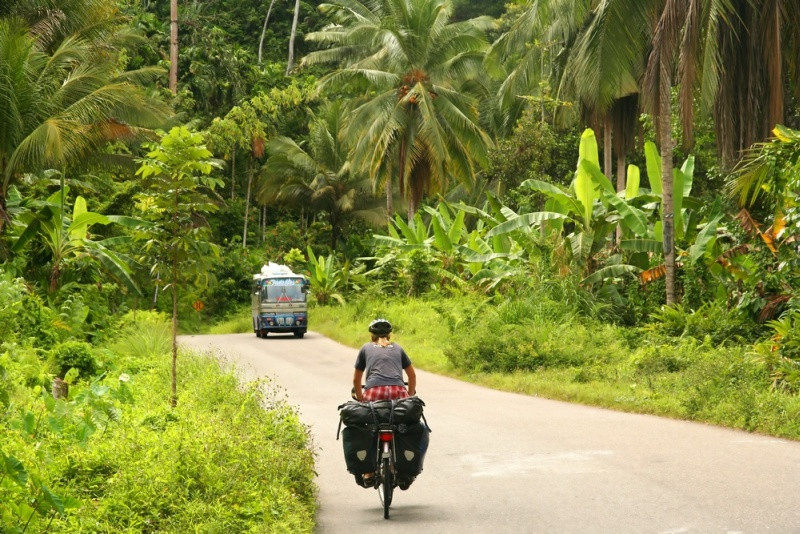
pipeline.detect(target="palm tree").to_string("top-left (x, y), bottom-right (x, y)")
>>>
top-left (712, 0), bottom-right (800, 165)
top-left (170, 0), bottom-right (178, 93)
top-left (286, 0), bottom-right (301, 74)
top-left (258, 101), bottom-right (386, 249)
top-left (489, 1), bottom-right (648, 242)
top-left (0, 10), bottom-right (169, 234)
top-left (301, 0), bottom-right (494, 220)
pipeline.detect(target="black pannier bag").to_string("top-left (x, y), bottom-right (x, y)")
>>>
top-left (393, 422), bottom-right (430, 476)
top-left (338, 396), bottom-right (425, 426)
top-left (341, 425), bottom-right (377, 474)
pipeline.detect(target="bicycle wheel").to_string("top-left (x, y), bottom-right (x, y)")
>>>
top-left (381, 457), bottom-right (393, 519)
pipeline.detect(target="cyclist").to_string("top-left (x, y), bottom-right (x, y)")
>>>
top-left (353, 319), bottom-right (416, 402)
top-left (352, 318), bottom-right (419, 489)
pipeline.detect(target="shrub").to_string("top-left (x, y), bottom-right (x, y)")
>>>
top-left (49, 341), bottom-right (98, 380)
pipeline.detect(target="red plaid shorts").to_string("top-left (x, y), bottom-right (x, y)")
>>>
top-left (363, 385), bottom-right (409, 401)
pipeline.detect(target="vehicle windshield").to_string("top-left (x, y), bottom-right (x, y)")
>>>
top-left (260, 278), bottom-right (306, 303)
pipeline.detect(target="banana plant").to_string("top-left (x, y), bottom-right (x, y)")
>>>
top-left (305, 246), bottom-right (345, 305)
top-left (502, 129), bottom-right (646, 279)
top-left (11, 189), bottom-right (144, 293)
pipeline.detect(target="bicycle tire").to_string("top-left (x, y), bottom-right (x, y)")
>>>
top-left (382, 457), bottom-right (393, 519)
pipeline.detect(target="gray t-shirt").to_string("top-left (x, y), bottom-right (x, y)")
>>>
top-left (355, 342), bottom-right (412, 389)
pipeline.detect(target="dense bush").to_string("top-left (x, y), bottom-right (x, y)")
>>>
top-left (49, 341), bottom-right (98, 380)
top-left (0, 312), bottom-right (316, 532)
top-left (445, 315), bottom-right (629, 373)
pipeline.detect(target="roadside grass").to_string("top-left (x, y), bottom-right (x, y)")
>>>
top-left (207, 312), bottom-right (252, 334)
top-left (1, 311), bottom-right (316, 532)
top-left (309, 296), bottom-right (800, 441)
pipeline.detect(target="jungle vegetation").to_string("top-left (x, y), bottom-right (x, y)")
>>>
top-left (1, 0), bottom-right (799, 530)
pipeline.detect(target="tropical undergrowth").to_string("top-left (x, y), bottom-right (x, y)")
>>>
top-left (311, 291), bottom-right (800, 441)
top-left (0, 280), bottom-right (316, 533)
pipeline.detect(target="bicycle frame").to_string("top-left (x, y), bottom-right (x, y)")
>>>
top-left (376, 424), bottom-right (396, 519)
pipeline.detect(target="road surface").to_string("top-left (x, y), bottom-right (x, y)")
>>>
top-left (180, 332), bottom-right (800, 534)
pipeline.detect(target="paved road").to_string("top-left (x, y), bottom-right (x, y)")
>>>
top-left (180, 332), bottom-right (800, 534)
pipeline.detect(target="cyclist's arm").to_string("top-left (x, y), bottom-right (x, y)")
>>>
top-left (353, 369), bottom-right (364, 401)
top-left (405, 364), bottom-right (416, 396)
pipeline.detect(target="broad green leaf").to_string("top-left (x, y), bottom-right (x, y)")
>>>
top-left (523, 179), bottom-right (584, 215)
top-left (485, 212), bottom-right (571, 238)
top-left (620, 239), bottom-right (663, 253)
top-left (644, 141), bottom-right (662, 196)
top-left (689, 215), bottom-right (723, 264)
top-left (38, 483), bottom-right (68, 515)
top-left (581, 159), bottom-right (615, 193)
top-left (673, 168), bottom-right (685, 238)
top-left (106, 215), bottom-right (153, 228)
top-left (72, 196), bottom-right (87, 219)
top-left (448, 209), bottom-right (466, 245)
top-left (680, 155), bottom-right (694, 196)
top-left (626, 165), bottom-right (640, 199)
top-left (430, 214), bottom-right (452, 252)
top-left (1, 453), bottom-right (28, 486)
top-left (575, 129), bottom-right (600, 227)
top-left (569, 231), bottom-right (594, 265)
top-left (601, 192), bottom-right (648, 236)
top-left (582, 264), bottom-right (640, 285)
top-left (457, 247), bottom-right (511, 263)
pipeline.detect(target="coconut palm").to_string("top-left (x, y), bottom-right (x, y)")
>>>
top-left (301, 0), bottom-right (494, 220)
top-left (0, 10), bottom-right (169, 234)
top-left (258, 100), bottom-right (387, 249)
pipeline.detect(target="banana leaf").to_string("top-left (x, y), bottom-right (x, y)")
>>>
top-left (575, 129), bottom-right (600, 228)
top-left (644, 141), bottom-right (662, 196)
top-left (485, 212), bottom-right (571, 238)
top-left (599, 190), bottom-right (648, 236)
top-left (582, 264), bottom-right (640, 285)
top-left (689, 215), bottom-right (723, 264)
top-left (626, 165), bottom-right (640, 199)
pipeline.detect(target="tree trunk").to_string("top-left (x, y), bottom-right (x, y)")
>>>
top-left (385, 179), bottom-right (393, 221)
top-left (243, 161), bottom-right (253, 248)
top-left (169, 0), bottom-right (178, 94)
top-left (170, 259), bottom-right (178, 408)
top-left (258, 0), bottom-right (278, 65)
top-left (603, 115), bottom-right (613, 179)
top-left (230, 150), bottom-right (236, 200)
top-left (659, 61), bottom-right (677, 306)
top-left (52, 377), bottom-right (68, 399)
top-left (0, 190), bottom-right (7, 236)
top-left (286, 0), bottom-right (301, 75)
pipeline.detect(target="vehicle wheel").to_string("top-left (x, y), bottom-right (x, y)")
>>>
top-left (254, 319), bottom-right (260, 337)
top-left (261, 330), bottom-right (268, 338)
top-left (293, 331), bottom-right (305, 339)
top-left (381, 457), bottom-right (393, 519)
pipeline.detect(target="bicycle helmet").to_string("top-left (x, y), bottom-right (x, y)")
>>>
top-left (368, 318), bottom-right (393, 336)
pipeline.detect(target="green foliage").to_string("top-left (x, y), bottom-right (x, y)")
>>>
top-left (203, 244), bottom-right (261, 320)
top-left (487, 117), bottom-right (580, 211)
top-left (11, 189), bottom-right (142, 294)
top-left (0, 314), bottom-right (316, 532)
top-left (753, 311), bottom-right (800, 393)
top-left (48, 341), bottom-right (98, 381)
top-left (647, 301), bottom-right (763, 346)
top-left (305, 246), bottom-right (345, 305)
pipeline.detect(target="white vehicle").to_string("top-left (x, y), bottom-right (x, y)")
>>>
top-left (251, 263), bottom-right (309, 338)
